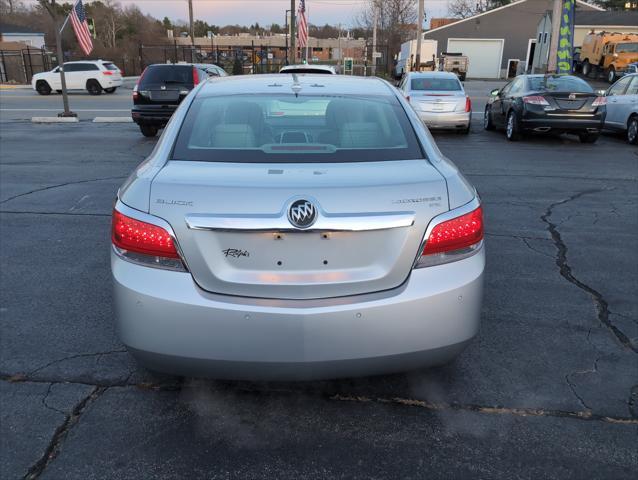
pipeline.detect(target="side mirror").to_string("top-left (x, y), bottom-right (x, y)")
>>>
top-left (490, 88), bottom-right (500, 96)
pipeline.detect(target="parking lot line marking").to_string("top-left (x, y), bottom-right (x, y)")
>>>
top-left (31, 116), bottom-right (79, 123)
top-left (93, 117), bottom-right (133, 123)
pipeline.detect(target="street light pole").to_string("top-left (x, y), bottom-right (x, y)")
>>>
top-left (188, 0), bottom-right (195, 47)
top-left (42, 0), bottom-right (74, 117)
top-left (415, 0), bottom-right (424, 72)
top-left (290, 0), bottom-right (296, 65)
top-left (371, 4), bottom-right (378, 76)
top-left (547, 0), bottom-right (562, 73)
top-left (285, 9), bottom-right (291, 65)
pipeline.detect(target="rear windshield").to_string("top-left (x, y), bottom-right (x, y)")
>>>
top-left (410, 77), bottom-right (461, 91)
top-left (616, 43), bottom-right (638, 53)
top-left (140, 65), bottom-right (193, 87)
top-left (528, 76), bottom-right (593, 93)
top-left (172, 94), bottom-right (424, 163)
top-left (103, 62), bottom-right (118, 71)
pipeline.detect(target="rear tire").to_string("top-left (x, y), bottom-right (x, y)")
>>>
top-left (607, 67), bottom-right (616, 84)
top-left (483, 107), bottom-right (495, 131)
top-left (627, 116), bottom-right (638, 145)
top-left (579, 132), bottom-right (599, 143)
top-left (86, 79), bottom-right (102, 95)
top-left (139, 124), bottom-right (158, 137)
top-left (506, 110), bottom-right (522, 141)
top-left (104, 87), bottom-right (117, 94)
top-left (35, 80), bottom-right (51, 95)
top-left (582, 60), bottom-right (591, 77)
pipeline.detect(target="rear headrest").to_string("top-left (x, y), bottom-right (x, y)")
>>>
top-left (225, 102), bottom-right (264, 132)
top-left (339, 122), bottom-right (383, 148)
top-left (211, 124), bottom-right (256, 148)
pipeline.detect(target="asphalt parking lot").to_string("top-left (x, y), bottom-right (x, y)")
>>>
top-left (1, 84), bottom-right (637, 479)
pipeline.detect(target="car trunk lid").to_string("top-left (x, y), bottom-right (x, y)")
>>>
top-left (410, 91), bottom-right (466, 113)
top-left (540, 92), bottom-right (598, 112)
top-left (150, 160), bottom-right (448, 299)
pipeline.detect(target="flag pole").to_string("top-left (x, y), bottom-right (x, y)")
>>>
top-left (44, 0), bottom-right (76, 117)
top-left (305, 3), bottom-right (309, 63)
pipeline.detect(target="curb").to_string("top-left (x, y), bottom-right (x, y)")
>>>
top-left (93, 117), bottom-right (132, 123)
top-left (31, 116), bottom-right (79, 123)
top-left (1, 84), bottom-right (31, 90)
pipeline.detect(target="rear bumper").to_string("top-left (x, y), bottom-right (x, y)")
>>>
top-left (417, 111), bottom-right (471, 130)
top-left (131, 106), bottom-right (177, 126)
top-left (521, 114), bottom-right (605, 132)
top-left (112, 247), bottom-right (485, 380)
top-left (101, 77), bottom-right (123, 88)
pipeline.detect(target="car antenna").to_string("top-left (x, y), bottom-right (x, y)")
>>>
top-left (291, 73), bottom-right (302, 98)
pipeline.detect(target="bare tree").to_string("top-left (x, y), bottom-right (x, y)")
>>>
top-left (448, 0), bottom-right (480, 18)
top-left (356, 0), bottom-right (417, 68)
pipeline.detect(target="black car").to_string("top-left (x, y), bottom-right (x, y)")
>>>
top-left (132, 63), bottom-right (211, 137)
top-left (484, 74), bottom-right (606, 143)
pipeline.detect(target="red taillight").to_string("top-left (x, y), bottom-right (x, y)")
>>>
top-left (523, 95), bottom-right (549, 106)
top-left (102, 71), bottom-right (114, 75)
top-left (133, 67), bottom-right (147, 100)
top-left (592, 96), bottom-right (606, 107)
top-left (465, 95), bottom-right (472, 112)
top-left (192, 66), bottom-right (199, 86)
top-left (422, 206), bottom-right (483, 256)
top-left (112, 210), bottom-right (179, 258)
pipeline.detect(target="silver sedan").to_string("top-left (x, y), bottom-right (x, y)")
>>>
top-left (111, 74), bottom-right (485, 380)
top-left (398, 71), bottom-right (472, 133)
top-left (603, 73), bottom-right (638, 144)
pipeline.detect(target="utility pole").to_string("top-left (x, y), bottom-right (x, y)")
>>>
top-left (285, 9), bottom-right (291, 65)
top-left (371, 4), bottom-right (378, 76)
top-left (188, 0), bottom-right (195, 46)
top-left (42, 0), bottom-right (74, 117)
top-left (547, 0), bottom-right (562, 73)
top-left (414, 0), bottom-right (424, 72)
top-left (290, 0), bottom-right (296, 65)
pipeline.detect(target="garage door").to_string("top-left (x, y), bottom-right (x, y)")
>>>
top-left (447, 39), bottom-right (503, 79)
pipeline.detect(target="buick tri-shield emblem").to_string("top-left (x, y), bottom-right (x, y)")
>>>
top-left (288, 200), bottom-right (317, 229)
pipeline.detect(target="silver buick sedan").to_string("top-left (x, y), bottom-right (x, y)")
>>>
top-left (111, 74), bottom-right (485, 380)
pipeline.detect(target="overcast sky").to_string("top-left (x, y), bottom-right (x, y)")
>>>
top-left (113, 0), bottom-right (450, 28)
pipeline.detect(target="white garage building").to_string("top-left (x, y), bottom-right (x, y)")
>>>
top-left (422, 0), bottom-right (603, 79)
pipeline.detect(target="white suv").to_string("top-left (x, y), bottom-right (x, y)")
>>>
top-left (31, 60), bottom-right (123, 95)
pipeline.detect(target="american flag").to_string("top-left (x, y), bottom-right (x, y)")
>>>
top-left (297, 0), bottom-right (308, 49)
top-left (70, 0), bottom-right (93, 56)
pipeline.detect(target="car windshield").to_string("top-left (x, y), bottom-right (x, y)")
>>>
top-left (172, 94), bottom-right (424, 163)
top-left (140, 65), bottom-right (193, 87)
top-left (528, 76), bottom-right (593, 93)
top-left (410, 77), bottom-right (461, 91)
top-left (616, 43), bottom-right (638, 53)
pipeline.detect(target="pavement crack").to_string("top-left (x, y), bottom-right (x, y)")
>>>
top-left (40, 383), bottom-right (66, 416)
top-left (0, 176), bottom-right (126, 205)
top-left (329, 394), bottom-right (638, 425)
top-left (520, 237), bottom-right (554, 259)
top-left (27, 349), bottom-right (128, 377)
top-left (23, 386), bottom-right (107, 480)
top-left (0, 210), bottom-right (111, 217)
top-left (540, 188), bottom-right (637, 354)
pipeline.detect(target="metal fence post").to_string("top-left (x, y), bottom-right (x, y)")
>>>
top-left (0, 50), bottom-right (6, 82)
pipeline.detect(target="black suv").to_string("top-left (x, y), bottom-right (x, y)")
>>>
top-left (132, 63), bottom-right (211, 137)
